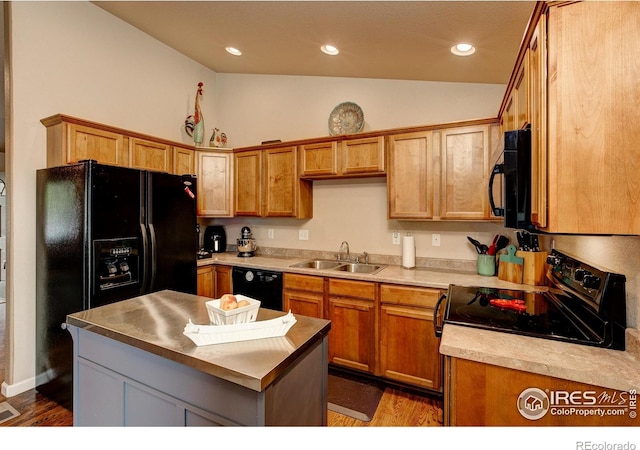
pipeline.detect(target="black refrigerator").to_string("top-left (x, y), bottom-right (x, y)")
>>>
top-left (35, 160), bottom-right (198, 408)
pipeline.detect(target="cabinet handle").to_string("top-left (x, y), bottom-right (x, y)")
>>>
top-left (488, 162), bottom-right (504, 217)
top-left (433, 293), bottom-right (447, 338)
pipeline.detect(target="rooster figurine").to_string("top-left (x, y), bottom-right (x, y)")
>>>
top-left (185, 82), bottom-right (204, 144)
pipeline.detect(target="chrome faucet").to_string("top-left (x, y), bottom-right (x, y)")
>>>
top-left (355, 251), bottom-right (369, 264)
top-left (338, 241), bottom-right (350, 261)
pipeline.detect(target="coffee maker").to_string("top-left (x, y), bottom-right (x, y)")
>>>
top-left (237, 226), bottom-right (257, 257)
top-left (203, 225), bottom-right (227, 253)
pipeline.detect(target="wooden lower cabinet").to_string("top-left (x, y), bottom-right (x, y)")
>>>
top-left (213, 265), bottom-right (232, 298)
top-left (327, 278), bottom-right (376, 373)
top-left (197, 265), bottom-right (214, 298)
top-left (379, 284), bottom-right (443, 391)
top-left (283, 273), bottom-right (324, 318)
top-left (196, 264), bottom-right (232, 298)
top-left (445, 358), bottom-right (637, 426)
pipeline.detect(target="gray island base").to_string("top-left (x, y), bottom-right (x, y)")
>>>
top-left (65, 290), bottom-right (331, 426)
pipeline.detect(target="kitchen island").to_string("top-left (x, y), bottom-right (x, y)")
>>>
top-left (65, 290), bottom-right (331, 426)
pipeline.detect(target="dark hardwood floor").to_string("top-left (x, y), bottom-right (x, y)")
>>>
top-left (0, 301), bottom-right (73, 426)
top-left (0, 301), bottom-right (441, 427)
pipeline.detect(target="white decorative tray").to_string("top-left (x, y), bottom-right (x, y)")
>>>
top-left (183, 311), bottom-right (297, 346)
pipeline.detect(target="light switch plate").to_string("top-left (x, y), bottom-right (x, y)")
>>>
top-left (268, 229), bottom-right (275, 239)
top-left (432, 234), bottom-right (441, 246)
top-left (299, 229), bottom-right (309, 240)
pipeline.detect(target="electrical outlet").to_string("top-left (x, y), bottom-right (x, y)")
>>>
top-left (392, 231), bottom-right (400, 245)
top-left (268, 229), bottom-right (275, 239)
top-left (299, 229), bottom-right (309, 240)
top-left (432, 233), bottom-right (441, 247)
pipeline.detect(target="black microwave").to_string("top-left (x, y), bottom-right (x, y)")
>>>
top-left (488, 128), bottom-right (533, 229)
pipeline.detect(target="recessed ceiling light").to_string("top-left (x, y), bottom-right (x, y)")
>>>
top-left (450, 43), bottom-right (476, 56)
top-left (225, 47), bottom-right (242, 56)
top-left (320, 44), bottom-right (339, 56)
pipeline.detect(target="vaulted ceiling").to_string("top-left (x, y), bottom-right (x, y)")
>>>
top-left (94, 1), bottom-right (536, 84)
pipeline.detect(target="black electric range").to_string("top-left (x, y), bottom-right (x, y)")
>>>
top-left (435, 249), bottom-right (627, 350)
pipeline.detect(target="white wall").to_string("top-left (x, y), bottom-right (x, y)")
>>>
top-left (215, 73), bottom-right (506, 148)
top-left (208, 73), bottom-right (508, 264)
top-left (3, 1), bottom-right (217, 395)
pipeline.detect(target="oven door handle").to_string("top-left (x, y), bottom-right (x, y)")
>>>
top-left (433, 293), bottom-right (447, 338)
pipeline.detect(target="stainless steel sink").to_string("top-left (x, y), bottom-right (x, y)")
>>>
top-left (332, 263), bottom-right (386, 275)
top-left (289, 259), bottom-right (345, 270)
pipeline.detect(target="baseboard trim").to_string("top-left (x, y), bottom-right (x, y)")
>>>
top-left (1, 376), bottom-right (36, 397)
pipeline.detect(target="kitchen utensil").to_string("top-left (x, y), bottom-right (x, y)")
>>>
top-left (467, 236), bottom-right (486, 254)
top-left (516, 250), bottom-right (549, 286)
top-left (497, 245), bottom-right (524, 283)
top-left (495, 235), bottom-right (510, 253)
top-left (487, 235), bottom-right (500, 255)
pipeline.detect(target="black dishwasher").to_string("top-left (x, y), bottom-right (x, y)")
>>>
top-left (232, 266), bottom-right (283, 311)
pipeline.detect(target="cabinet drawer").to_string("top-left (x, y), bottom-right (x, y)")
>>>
top-left (284, 273), bottom-right (324, 293)
top-left (328, 278), bottom-right (375, 300)
top-left (379, 284), bottom-right (442, 308)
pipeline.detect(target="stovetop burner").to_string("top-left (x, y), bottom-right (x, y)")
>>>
top-left (436, 249), bottom-right (627, 350)
top-left (445, 286), bottom-right (595, 344)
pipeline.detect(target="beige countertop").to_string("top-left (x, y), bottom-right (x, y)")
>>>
top-left (200, 252), bottom-right (640, 392)
top-left (197, 252), bottom-right (530, 290)
top-left (66, 290), bottom-right (331, 392)
top-left (440, 324), bottom-right (640, 392)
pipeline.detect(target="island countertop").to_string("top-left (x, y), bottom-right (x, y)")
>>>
top-left (66, 289), bottom-right (331, 392)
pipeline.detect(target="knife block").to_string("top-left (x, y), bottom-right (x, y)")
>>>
top-left (516, 250), bottom-right (548, 286)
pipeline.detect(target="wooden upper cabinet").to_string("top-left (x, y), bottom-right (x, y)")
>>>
top-left (129, 137), bottom-right (172, 172)
top-left (439, 125), bottom-right (491, 220)
top-left (300, 141), bottom-right (339, 177)
top-left (543, 2), bottom-right (639, 234)
top-left (387, 123), bottom-right (497, 221)
top-left (196, 149), bottom-right (233, 217)
top-left (263, 145), bottom-right (299, 217)
top-left (173, 147), bottom-right (195, 175)
top-left (529, 15), bottom-right (547, 229)
top-left (340, 136), bottom-right (385, 176)
top-left (234, 146), bottom-right (312, 218)
top-left (300, 136), bottom-right (385, 179)
top-left (499, 1), bottom-right (640, 234)
top-left (41, 114), bottom-right (196, 176)
top-left (387, 131), bottom-right (434, 219)
top-left (42, 119), bottom-right (128, 167)
top-left (234, 150), bottom-right (263, 216)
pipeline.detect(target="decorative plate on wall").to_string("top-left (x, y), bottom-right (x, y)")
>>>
top-left (328, 102), bottom-right (364, 136)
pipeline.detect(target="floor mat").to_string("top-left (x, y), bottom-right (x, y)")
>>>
top-left (0, 401), bottom-right (20, 425)
top-left (328, 373), bottom-right (384, 422)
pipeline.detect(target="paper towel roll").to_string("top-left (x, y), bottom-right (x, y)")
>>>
top-left (402, 235), bottom-right (416, 269)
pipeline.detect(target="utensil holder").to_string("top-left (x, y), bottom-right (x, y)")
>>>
top-left (516, 250), bottom-right (548, 286)
top-left (477, 254), bottom-right (496, 276)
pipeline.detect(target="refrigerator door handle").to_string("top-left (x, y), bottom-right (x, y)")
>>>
top-left (148, 222), bottom-right (157, 292)
top-left (140, 222), bottom-right (149, 293)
